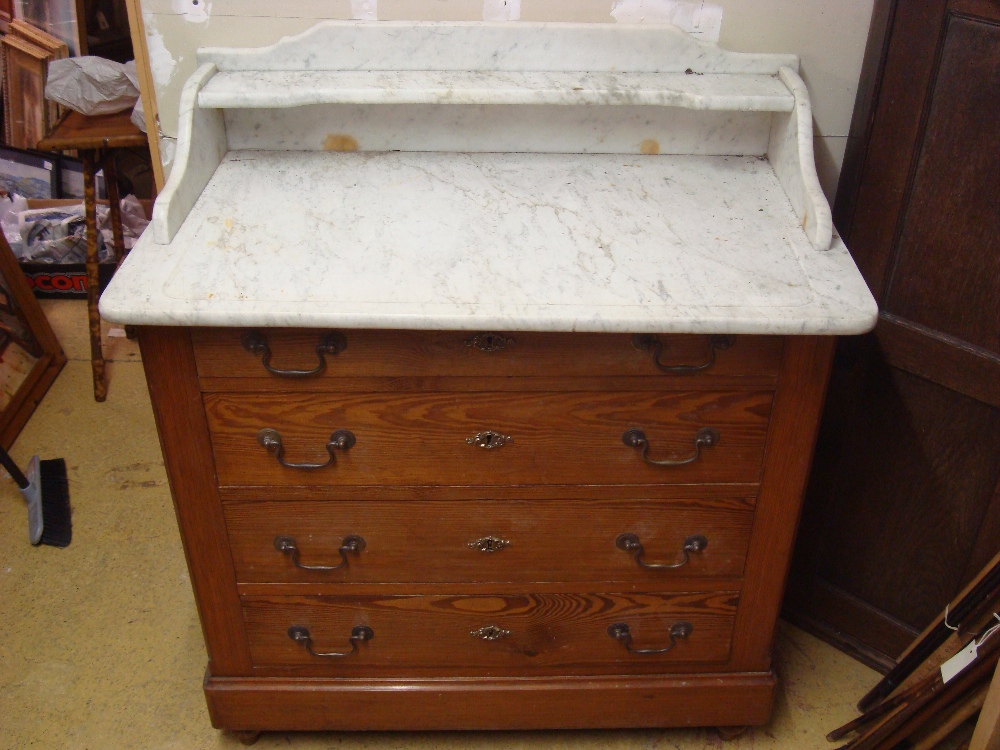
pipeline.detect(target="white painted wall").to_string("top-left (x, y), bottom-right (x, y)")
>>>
top-left (139, 0), bottom-right (874, 201)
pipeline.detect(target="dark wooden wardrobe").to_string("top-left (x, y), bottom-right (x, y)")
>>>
top-left (784, 0), bottom-right (1000, 671)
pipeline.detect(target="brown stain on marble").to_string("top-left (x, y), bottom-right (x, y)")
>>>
top-left (323, 133), bottom-right (359, 152)
top-left (640, 139), bottom-right (660, 155)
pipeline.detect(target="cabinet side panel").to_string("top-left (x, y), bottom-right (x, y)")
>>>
top-left (729, 335), bottom-right (836, 671)
top-left (138, 326), bottom-right (253, 674)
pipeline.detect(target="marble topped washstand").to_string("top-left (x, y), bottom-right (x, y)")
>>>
top-left (99, 21), bottom-right (877, 739)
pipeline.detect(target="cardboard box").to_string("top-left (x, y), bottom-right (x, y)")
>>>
top-left (17, 198), bottom-right (151, 299)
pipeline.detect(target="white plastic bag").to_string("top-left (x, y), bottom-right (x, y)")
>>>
top-left (130, 95), bottom-right (146, 133)
top-left (44, 57), bottom-right (140, 116)
top-left (0, 193), bottom-right (29, 257)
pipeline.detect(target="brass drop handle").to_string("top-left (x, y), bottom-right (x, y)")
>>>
top-left (274, 534), bottom-right (366, 571)
top-left (287, 624), bottom-right (373, 658)
top-left (607, 621), bottom-right (693, 655)
top-left (631, 334), bottom-right (733, 373)
top-left (241, 331), bottom-right (346, 377)
top-left (616, 533), bottom-right (707, 569)
top-left (257, 428), bottom-right (356, 470)
top-left (622, 427), bottom-right (719, 467)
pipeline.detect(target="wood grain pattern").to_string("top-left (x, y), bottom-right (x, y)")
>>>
top-left (204, 671), bottom-right (777, 730)
top-left (205, 390), bottom-right (772, 487)
top-left (729, 335), bottom-right (835, 671)
top-left (236, 579), bottom-right (743, 597)
top-left (138, 327), bottom-right (253, 674)
top-left (242, 591), bottom-right (738, 674)
top-left (223, 497), bottom-right (754, 584)
top-left (200, 374), bottom-right (779, 394)
top-left (193, 329), bottom-right (783, 384)
top-left (1, 34), bottom-right (50, 150)
top-left (882, 12), bottom-right (1000, 357)
top-left (877, 314), bottom-right (1000, 409)
top-left (843, 0), bottom-right (947, 297)
top-left (808, 364), bottom-right (1000, 629)
top-left (219, 482), bottom-right (760, 504)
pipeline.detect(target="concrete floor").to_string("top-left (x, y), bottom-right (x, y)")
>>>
top-left (0, 300), bottom-right (880, 750)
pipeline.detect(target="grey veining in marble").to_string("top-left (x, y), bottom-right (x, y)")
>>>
top-left (223, 104), bottom-right (772, 157)
top-left (197, 21), bottom-right (800, 75)
top-left (198, 70), bottom-right (795, 111)
top-left (767, 67), bottom-right (833, 252)
top-left (102, 151), bottom-right (876, 334)
top-left (152, 62), bottom-right (226, 245)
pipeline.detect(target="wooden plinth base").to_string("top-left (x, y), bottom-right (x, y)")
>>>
top-left (205, 671), bottom-right (777, 732)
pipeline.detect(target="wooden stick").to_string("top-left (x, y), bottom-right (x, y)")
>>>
top-left (892, 593), bottom-right (1000, 700)
top-left (829, 680), bottom-right (929, 741)
top-left (861, 551), bottom-right (1000, 710)
top-left (911, 683), bottom-right (988, 750)
top-left (841, 641), bottom-right (1000, 750)
top-left (971, 660), bottom-right (1000, 750)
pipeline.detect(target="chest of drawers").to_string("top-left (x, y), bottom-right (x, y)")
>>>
top-left (137, 326), bottom-right (835, 733)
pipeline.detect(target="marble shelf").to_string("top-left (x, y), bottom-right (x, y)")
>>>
top-left (99, 149), bottom-right (876, 334)
top-left (197, 70), bottom-right (795, 111)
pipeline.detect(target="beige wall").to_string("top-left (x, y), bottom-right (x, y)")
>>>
top-left (139, 0), bottom-right (874, 201)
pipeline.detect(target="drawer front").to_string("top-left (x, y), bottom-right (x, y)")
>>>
top-left (193, 329), bottom-right (783, 382)
top-left (205, 390), bottom-right (772, 487)
top-left (243, 591), bottom-right (738, 674)
top-left (224, 498), bottom-right (755, 584)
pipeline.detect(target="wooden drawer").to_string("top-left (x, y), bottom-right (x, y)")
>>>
top-left (224, 497), bottom-right (755, 584)
top-left (205, 390), bottom-right (772, 487)
top-left (193, 329), bottom-right (783, 383)
top-left (242, 591), bottom-right (738, 674)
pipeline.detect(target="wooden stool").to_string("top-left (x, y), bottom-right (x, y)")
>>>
top-left (38, 110), bottom-right (148, 401)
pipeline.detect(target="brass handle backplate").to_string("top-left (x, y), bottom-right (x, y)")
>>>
top-left (241, 331), bottom-right (346, 377)
top-left (258, 428), bottom-right (355, 470)
top-left (287, 624), bottom-right (373, 658)
top-left (631, 334), bottom-right (733, 374)
top-left (622, 427), bottom-right (719, 467)
top-left (274, 534), bottom-right (366, 571)
top-left (465, 333), bottom-right (515, 352)
top-left (607, 621), bottom-right (692, 655)
top-left (616, 533), bottom-right (707, 569)
top-left (466, 431), bottom-right (512, 449)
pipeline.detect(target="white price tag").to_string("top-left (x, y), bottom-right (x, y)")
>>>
top-left (940, 640), bottom-right (978, 684)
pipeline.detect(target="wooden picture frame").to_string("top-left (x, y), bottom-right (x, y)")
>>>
top-left (0, 227), bottom-right (65, 449)
top-left (1, 34), bottom-right (51, 150)
top-left (9, 19), bottom-right (70, 128)
top-left (0, 0), bottom-right (14, 33)
top-left (13, 0), bottom-right (85, 57)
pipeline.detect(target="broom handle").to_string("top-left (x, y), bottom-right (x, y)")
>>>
top-left (0, 445), bottom-right (29, 489)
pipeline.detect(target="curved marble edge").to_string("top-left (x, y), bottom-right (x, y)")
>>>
top-left (152, 62), bottom-right (226, 245)
top-left (100, 234), bottom-right (877, 335)
top-left (768, 67), bottom-right (833, 251)
top-left (196, 21), bottom-right (800, 75)
top-left (198, 70), bottom-right (795, 112)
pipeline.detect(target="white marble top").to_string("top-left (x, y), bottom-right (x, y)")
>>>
top-left (101, 150), bottom-right (876, 334)
top-left (198, 70), bottom-right (795, 111)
